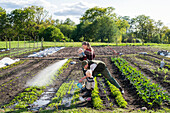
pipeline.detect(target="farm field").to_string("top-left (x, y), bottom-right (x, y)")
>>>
top-left (0, 41), bottom-right (170, 51)
top-left (0, 45), bottom-right (170, 113)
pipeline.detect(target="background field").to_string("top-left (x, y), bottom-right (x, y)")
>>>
top-left (0, 41), bottom-right (170, 51)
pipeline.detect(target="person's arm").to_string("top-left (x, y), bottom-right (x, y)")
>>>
top-left (79, 76), bottom-right (87, 83)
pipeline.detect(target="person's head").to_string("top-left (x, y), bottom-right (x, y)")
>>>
top-left (82, 60), bottom-right (88, 69)
top-left (78, 48), bottom-right (83, 53)
top-left (162, 59), bottom-right (164, 61)
top-left (82, 42), bottom-right (92, 50)
top-left (86, 70), bottom-right (92, 77)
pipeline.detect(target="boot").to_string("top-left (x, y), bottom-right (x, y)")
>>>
top-left (119, 87), bottom-right (124, 94)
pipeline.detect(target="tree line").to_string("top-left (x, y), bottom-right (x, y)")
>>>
top-left (0, 6), bottom-right (169, 44)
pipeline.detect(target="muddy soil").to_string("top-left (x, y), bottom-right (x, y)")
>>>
top-left (109, 46), bottom-right (161, 54)
top-left (0, 59), bottom-right (59, 106)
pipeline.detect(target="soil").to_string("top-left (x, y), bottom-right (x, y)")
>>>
top-left (95, 57), bottom-right (145, 110)
top-left (0, 46), bottom-right (169, 110)
top-left (123, 55), bottom-right (170, 93)
top-left (96, 76), bottom-right (118, 109)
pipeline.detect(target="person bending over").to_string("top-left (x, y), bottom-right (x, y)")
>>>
top-left (79, 60), bottom-right (124, 94)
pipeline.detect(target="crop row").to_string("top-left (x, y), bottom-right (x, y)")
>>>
top-left (0, 48), bottom-right (41, 58)
top-left (98, 78), bottom-right (113, 108)
top-left (0, 60), bottom-right (27, 72)
top-left (48, 80), bottom-right (75, 108)
top-left (2, 86), bottom-right (46, 110)
top-left (137, 55), bottom-right (170, 70)
top-left (92, 77), bottom-right (104, 109)
top-left (111, 57), bottom-right (169, 107)
top-left (105, 78), bottom-right (127, 108)
top-left (124, 55), bottom-right (170, 83)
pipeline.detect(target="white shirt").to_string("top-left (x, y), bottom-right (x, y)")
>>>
top-left (90, 64), bottom-right (97, 71)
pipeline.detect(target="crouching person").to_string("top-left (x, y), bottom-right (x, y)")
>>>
top-left (79, 70), bottom-right (94, 102)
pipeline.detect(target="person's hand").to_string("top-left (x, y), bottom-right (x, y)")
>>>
top-left (79, 79), bottom-right (83, 83)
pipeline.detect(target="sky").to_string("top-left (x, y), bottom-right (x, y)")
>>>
top-left (0, 0), bottom-right (170, 28)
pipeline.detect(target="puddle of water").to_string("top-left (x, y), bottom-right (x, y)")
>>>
top-left (62, 97), bottom-right (72, 107)
top-left (33, 99), bottom-right (51, 107)
top-left (30, 87), bottom-right (56, 111)
top-left (26, 59), bottom-right (68, 87)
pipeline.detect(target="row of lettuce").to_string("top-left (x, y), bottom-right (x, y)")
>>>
top-left (92, 77), bottom-right (127, 109)
top-left (111, 57), bottom-right (169, 106)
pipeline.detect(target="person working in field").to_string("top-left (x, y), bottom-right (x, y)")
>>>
top-left (79, 70), bottom-right (95, 102)
top-left (78, 42), bottom-right (95, 61)
top-left (160, 59), bottom-right (165, 69)
top-left (79, 60), bottom-right (124, 94)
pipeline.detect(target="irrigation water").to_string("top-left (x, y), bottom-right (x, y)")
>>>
top-left (26, 59), bottom-right (68, 87)
top-left (25, 59), bottom-right (69, 111)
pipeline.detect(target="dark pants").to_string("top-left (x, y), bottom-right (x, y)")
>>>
top-left (94, 68), bottom-right (121, 89)
top-left (81, 87), bottom-right (92, 98)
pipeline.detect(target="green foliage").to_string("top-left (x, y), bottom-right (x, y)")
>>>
top-left (112, 57), bottom-right (169, 107)
top-left (40, 26), bottom-right (64, 41)
top-left (48, 80), bottom-right (75, 108)
top-left (2, 86), bottom-right (46, 109)
top-left (92, 77), bottom-right (104, 109)
top-left (106, 79), bottom-right (127, 108)
top-left (80, 6), bottom-right (115, 22)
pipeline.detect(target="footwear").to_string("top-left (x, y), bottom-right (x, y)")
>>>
top-left (119, 87), bottom-right (124, 94)
top-left (79, 97), bottom-right (85, 102)
top-left (86, 97), bottom-right (91, 101)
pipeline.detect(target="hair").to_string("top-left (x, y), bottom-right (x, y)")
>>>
top-left (86, 69), bottom-right (92, 77)
top-left (82, 42), bottom-right (93, 51)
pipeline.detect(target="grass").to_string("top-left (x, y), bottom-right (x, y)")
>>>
top-left (0, 41), bottom-right (169, 49)
top-left (1, 107), bottom-right (169, 113)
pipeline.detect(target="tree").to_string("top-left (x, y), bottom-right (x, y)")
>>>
top-left (115, 17), bottom-right (130, 44)
top-left (0, 7), bottom-right (7, 40)
top-left (63, 18), bottom-right (75, 26)
top-left (80, 6), bottom-right (116, 22)
top-left (72, 20), bottom-right (92, 42)
top-left (58, 24), bottom-right (76, 41)
top-left (165, 29), bottom-right (170, 44)
top-left (134, 15), bottom-right (150, 45)
top-left (91, 16), bottom-right (120, 42)
top-left (40, 26), bottom-right (64, 41)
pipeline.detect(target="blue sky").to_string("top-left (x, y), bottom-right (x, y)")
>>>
top-left (0, 0), bottom-right (170, 28)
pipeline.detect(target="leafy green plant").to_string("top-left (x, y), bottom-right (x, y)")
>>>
top-left (91, 77), bottom-right (104, 109)
top-left (2, 86), bottom-right (46, 110)
top-left (106, 78), bottom-right (127, 108)
top-left (111, 57), bottom-right (169, 107)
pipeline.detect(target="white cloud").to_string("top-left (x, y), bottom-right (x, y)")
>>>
top-left (53, 1), bottom-right (97, 23)
top-left (0, 0), bottom-right (58, 14)
top-left (54, 2), bottom-right (91, 16)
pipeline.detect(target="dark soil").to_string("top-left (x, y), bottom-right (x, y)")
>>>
top-left (96, 57), bottom-right (145, 110)
top-left (96, 77), bottom-right (118, 109)
top-left (0, 59), bottom-right (59, 106)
